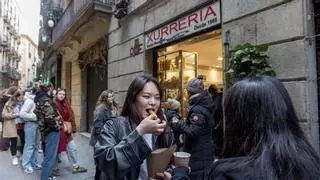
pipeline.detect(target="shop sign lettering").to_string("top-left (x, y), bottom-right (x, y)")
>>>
top-left (145, 1), bottom-right (220, 49)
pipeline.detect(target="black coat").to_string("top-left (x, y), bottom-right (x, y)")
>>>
top-left (94, 116), bottom-right (174, 180)
top-left (209, 157), bottom-right (320, 180)
top-left (171, 93), bottom-right (215, 179)
top-left (89, 104), bottom-right (113, 147)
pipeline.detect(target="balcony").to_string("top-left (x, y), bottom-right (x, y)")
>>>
top-left (1, 64), bottom-right (10, 73)
top-left (7, 68), bottom-right (21, 81)
top-left (3, 14), bottom-right (9, 23)
top-left (0, 40), bottom-right (8, 47)
top-left (52, 0), bottom-right (113, 45)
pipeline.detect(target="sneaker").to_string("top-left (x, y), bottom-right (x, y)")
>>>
top-left (12, 156), bottom-right (18, 165)
top-left (32, 163), bottom-right (42, 170)
top-left (24, 167), bottom-right (34, 174)
top-left (52, 168), bottom-right (60, 176)
top-left (48, 176), bottom-right (56, 180)
top-left (72, 166), bottom-right (87, 174)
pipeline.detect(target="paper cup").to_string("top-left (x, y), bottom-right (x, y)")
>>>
top-left (173, 152), bottom-right (191, 167)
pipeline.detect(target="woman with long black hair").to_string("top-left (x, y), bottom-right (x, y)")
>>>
top-left (210, 76), bottom-right (320, 179)
top-left (90, 89), bottom-right (118, 180)
top-left (94, 75), bottom-right (174, 180)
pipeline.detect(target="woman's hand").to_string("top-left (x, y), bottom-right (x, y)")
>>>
top-left (136, 114), bottom-right (167, 135)
top-left (149, 172), bottom-right (172, 180)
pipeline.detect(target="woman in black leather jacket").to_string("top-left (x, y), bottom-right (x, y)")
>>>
top-left (94, 75), bottom-right (174, 180)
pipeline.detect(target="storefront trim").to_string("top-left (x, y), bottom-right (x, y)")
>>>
top-left (145, 1), bottom-right (221, 49)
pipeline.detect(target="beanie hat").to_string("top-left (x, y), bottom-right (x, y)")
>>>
top-left (186, 77), bottom-right (204, 95)
top-left (168, 98), bottom-right (181, 111)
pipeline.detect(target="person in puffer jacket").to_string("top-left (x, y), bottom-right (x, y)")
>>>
top-left (34, 85), bottom-right (61, 180)
top-left (20, 88), bottom-right (41, 174)
top-left (170, 77), bottom-right (215, 180)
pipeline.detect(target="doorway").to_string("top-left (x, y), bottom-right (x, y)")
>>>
top-left (86, 66), bottom-right (108, 132)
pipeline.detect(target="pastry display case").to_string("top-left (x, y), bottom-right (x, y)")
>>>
top-left (157, 50), bottom-right (197, 119)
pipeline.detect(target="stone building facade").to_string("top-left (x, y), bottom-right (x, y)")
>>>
top-left (49, 0), bottom-right (320, 149)
top-left (107, 0), bottom-right (319, 149)
top-left (19, 34), bottom-right (40, 89)
top-left (0, 0), bottom-right (22, 89)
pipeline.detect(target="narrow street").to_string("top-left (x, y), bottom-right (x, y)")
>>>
top-left (0, 133), bottom-right (95, 180)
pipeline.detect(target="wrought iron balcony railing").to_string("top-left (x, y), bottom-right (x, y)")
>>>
top-left (1, 64), bottom-right (10, 72)
top-left (52, 0), bottom-right (113, 43)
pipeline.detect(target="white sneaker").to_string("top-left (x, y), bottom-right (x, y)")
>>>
top-left (24, 167), bottom-right (34, 174)
top-left (33, 163), bottom-right (42, 170)
top-left (12, 156), bottom-right (18, 165)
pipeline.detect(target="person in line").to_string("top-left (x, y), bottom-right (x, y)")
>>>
top-left (34, 84), bottom-right (61, 180)
top-left (170, 77), bottom-right (215, 179)
top-left (207, 84), bottom-right (223, 158)
top-left (20, 88), bottom-right (41, 174)
top-left (2, 89), bottom-right (22, 165)
top-left (165, 98), bottom-right (183, 151)
top-left (90, 89), bottom-right (118, 180)
top-left (168, 76), bottom-right (320, 180)
top-left (0, 87), bottom-right (18, 151)
top-left (53, 88), bottom-right (87, 175)
top-left (209, 76), bottom-right (320, 179)
top-left (94, 75), bottom-right (174, 180)
top-left (13, 89), bottom-right (25, 161)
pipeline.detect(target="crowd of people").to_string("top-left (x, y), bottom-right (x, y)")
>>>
top-left (0, 81), bottom-right (87, 180)
top-left (1, 74), bottom-right (320, 180)
top-left (90, 75), bottom-right (320, 180)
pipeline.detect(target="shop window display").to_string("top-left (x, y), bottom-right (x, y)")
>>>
top-left (157, 50), bottom-right (197, 118)
top-left (156, 29), bottom-right (223, 119)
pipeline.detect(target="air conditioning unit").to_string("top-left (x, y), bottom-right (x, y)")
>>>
top-left (115, 0), bottom-right (128, 9)
top-left (114, 8), bottom-right (127, 19)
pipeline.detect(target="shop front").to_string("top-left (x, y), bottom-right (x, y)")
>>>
top-left (145, 1), bottom-right (221, 118)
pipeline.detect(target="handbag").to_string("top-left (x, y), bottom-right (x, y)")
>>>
top-left (63, 121), bottom-right (72, 134)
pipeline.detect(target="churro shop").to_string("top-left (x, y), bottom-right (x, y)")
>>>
top-left (145, 1), bottom-right (222, 118)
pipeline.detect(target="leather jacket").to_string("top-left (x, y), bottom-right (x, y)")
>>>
top-left (94, 116), bottom-right (174, 180)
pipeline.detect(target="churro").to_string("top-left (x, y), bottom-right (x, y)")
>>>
top-left (147, 109), bottom-right (157, 117)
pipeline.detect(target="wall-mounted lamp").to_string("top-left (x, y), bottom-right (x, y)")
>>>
top-left (41, 35), bottom-right (47, 42)
top-left (47, 19), bottom-right (55, 28)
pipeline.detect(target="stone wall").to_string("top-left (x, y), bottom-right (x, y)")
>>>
top-left (222, 0), bottom-right (319, 149)
top-left (71, 61), bottom-right (81, 131)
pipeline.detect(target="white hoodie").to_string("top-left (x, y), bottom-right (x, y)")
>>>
top-left (20, 92), bottom-right (37, 122)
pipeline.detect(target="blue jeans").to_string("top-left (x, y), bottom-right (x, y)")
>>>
top-left (22, 122), bottom-right (40, 170)
top-left (67, 140), bottom-right (78, 166)
top-left (41, 131), bottom-right (59, 180)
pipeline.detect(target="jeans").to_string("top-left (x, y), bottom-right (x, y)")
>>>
top-left (22, 122), bottom-right (40, 170)
top-left (41, 131), bottom-right (59, 180)
top-left (66, 140), bottom-right (78, 166)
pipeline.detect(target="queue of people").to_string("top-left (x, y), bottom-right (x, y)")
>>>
top-left (0, 83), bottom-right (87, 180)
top-left (1, 73), bottom-right (320, 180)
top-left (90, 75), bottom-right (320, 180)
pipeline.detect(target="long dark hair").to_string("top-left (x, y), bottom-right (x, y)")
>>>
top-left (121, 75), bottom-right (164, 125)
top-left (223, 76), bottom-right (320, 179)
top-left (96, 90), bottom-right (118, 109)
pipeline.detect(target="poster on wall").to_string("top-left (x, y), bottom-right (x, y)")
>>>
top-left (145, 1), bottom-right (221, 50)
